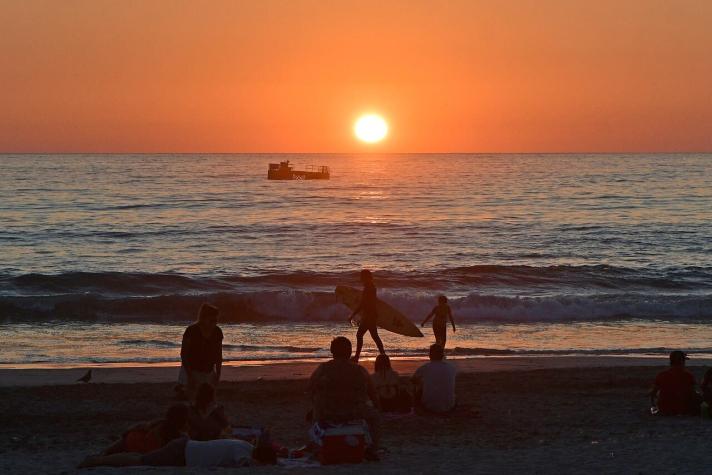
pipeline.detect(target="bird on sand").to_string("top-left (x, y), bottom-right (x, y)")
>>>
top-left (76, 369), bottom-right (92, 383)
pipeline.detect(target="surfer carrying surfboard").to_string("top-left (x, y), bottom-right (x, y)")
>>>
top-left (348, 269), bottom-right (386, 362)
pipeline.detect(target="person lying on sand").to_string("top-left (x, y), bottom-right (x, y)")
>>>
top-left (188, 383), bottom-right (231, 440)
top-left (649, 350), bottom-right (701, 416)
top-left (372, 354), bottom-right (412, 413)
top-left (308, 336), bottom-right (381, 458)
top-left (177, 303), bottom-right (223, 400)
top-left (101, 404), bottom-right (189, 455)
top-left (421, 295), bottom-right (456, 348)
top-left (79, 431), bottom-right (276, 469)
top-left (412, 344), bottom-right (457, 414)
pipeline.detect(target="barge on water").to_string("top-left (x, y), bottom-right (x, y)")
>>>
top-left (267, 161), bottom-right (330, 180)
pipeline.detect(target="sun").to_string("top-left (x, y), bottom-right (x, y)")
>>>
top-left (354, 114), bottom-right (388, 143)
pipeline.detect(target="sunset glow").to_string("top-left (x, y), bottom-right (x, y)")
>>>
top-left (354, 114), bottom-right (388, 143)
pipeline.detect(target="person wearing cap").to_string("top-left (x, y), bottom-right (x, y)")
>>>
top-left (178, 303), bottom-right (223, 400)
top-left (649, 350), bottom-right (701, 416)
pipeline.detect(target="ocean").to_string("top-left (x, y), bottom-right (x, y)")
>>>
top-left (1, 153), bottom-right (711, 367)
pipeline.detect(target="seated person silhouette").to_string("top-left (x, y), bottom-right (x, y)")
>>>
top-left (188, 383), bottom-right (231, 441)
top-left (372, 354), bottom-right (412, 413)
top-left (411, 344), bottom-right (457, 414)
top-left (650, 350), bottom-right (701, 416)
top-left (308, 336), bottom-right (381, 453)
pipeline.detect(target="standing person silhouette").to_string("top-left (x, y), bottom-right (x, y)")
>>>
top-left (421, 295), bottom-right (456, 348)
top-left (348, 269), bottom-right (385, 362)
top-left (177, 303), bottom-right (223, 400)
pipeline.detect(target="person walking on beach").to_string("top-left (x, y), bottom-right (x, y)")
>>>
top-left (421, 295), bottom-right (456, 348)
top-left (348, 269), bottom-right (385, 362)
top-left (178, 303), bottom-right (223, 400)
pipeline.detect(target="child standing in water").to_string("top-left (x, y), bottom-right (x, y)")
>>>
top-left (348, 269), bottom-right (386, 362)
top-left (421, 296), bottom-right (456, 348)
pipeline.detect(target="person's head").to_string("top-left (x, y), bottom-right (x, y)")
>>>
top-left (194, 383), bottom-right (216, 412)
top-left (360, 269), bottom-right (373, 284)
top-left (438, 295), bottom-right (448, 305)
top-left (198, 303), bottom-right (219, 331)
top-left (669, 350), bottom-right (688, 367)
top-left (375, 354), bottom-right (391, 373)
top-left (161, 403), bottom-right (189, 440)
top-left (429, 343), bottom-right (445, 361)
top-left (330, 336), bottom-right (352, 360)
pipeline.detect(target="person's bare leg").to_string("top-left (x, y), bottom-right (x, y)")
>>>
top-left (353, 325), bottom-right (367, 361)
top-left (369, 327), bottom-right (385, 355)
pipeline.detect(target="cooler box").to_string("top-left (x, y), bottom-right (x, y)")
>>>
top-left (311, 421), bottom-right (368, 465)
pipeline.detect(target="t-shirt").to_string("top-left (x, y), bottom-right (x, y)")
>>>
top-left (655, 366), bottom-right (696, 415)
top-left (140, 437), bottom-right (254, 468)
top-left (413, 361), bottom-right (457, 413)
top-left (181, 323), bottom-right (223, 373)
top-left (309, 359), bottom-right (373, 422)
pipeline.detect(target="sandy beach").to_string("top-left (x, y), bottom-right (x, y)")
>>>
top-left (3, 357), bottom-right (712, 474)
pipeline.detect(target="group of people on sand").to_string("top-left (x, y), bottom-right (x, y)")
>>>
top-left (80, 270), bottom-right (459, 468)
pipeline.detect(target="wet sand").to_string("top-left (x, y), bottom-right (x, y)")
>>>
top-left (2, 358), bottom-right (712, 473)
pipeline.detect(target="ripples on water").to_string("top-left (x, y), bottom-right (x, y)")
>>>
top-left (0, 154), bottom-right (710, 365)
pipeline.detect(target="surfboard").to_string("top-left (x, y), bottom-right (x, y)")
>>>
top-left (335, 285), bottom-right (423, 338)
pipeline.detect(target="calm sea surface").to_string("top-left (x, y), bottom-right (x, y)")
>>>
top-left (1, 154), bottom-right (711, 366)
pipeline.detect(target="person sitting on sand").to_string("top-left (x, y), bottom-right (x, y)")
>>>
top-left (372, 354), bottom-right (412, 413)
top-left (188, 383), bottom-right (231, 441)
top-left (102, 404), bottom-right (189, 455)
top-left (348, 269), bottom-right (386, 362)
top-left (178, 303), bottom-right (223, 399)
top-left (80, 430), bottom-right (276, 469)
top-left (308, 336), bottom-right (381, 454)
top-left (421, 295), bottom-right (456, 348)
top-left (650, 350), bottom-right (701, 416)
top-left (411, 344), bottom-right (457, 414)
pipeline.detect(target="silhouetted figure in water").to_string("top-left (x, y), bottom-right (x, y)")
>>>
top-left (421, 295), bottom-right (456, 348)
top-left (76, 369), bottom-right (92, 383)
top-left (178, 304), bottom-right (223, 400)
top-left (649, 350), bottom-right (701, 416)
top-left (348, 269), bottom-right (385, 362)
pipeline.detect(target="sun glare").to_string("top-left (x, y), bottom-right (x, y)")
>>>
top-left (354, 114), bottom-right (388, 143)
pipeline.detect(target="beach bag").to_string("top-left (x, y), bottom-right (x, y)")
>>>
top-left (310, 420), bottom-right (369, 465)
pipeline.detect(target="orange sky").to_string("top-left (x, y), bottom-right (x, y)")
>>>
top-left (1, 0), bottom-right (711, 153)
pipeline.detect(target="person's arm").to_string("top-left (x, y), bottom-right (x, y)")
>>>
top-left (349, 301), bottom-right (362, 324)
top-left (180, 327), bottom-right (193, 370)
top-left (214, 330), bottom-right (223, 382)
top-left (649, 384), bottom-right (660, 408)
top-left (448, 306), bottom-right (456, 332)
top-left (364, 369), bottom-right (380, 410)
top-left (421, 308), bottom-right (435, 327)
